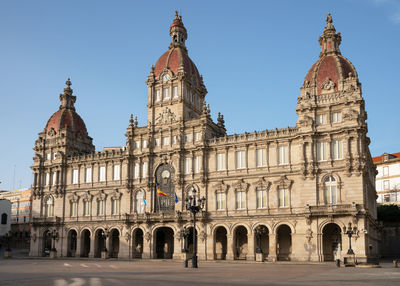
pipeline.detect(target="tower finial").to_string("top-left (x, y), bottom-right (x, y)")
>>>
top-left (326, 13), bottom-right (332, 25)
top-left (318, 13), bottom-right (341, 57)
top-left (59, 77), bottom-right (76, 110)
top-left (169, 10), bottom-right (187, 49)
top-left (129, 114), bottom-right (134, 126)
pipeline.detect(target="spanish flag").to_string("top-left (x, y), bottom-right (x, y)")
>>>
top-left (157, 188), bottom-right (167, 197)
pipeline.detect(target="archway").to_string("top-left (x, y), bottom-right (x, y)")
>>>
top-left (155, 227), bottom-right (174, 259)
top-left (322, 223), bottom-right (342, 261)
top-left (214, 226), bottom-right (227, 260)
top-left (277, 225), bottom-right (291, 261)
top-left (132, 228), bottom-right (144, 258)
top-left (109, 229), bottom-right (120, 258)
top-left (67, 230), bottom-right (77, 257)
top-left (234, 226), bottom-right (248, 260)
top-left (254, 225), bottom-right (269, 260)
top-left (94, 229), bottom-right (105, 258)
top-left (42, 230), bottom-right (52, 257)
top-left (80, 229), bottom-right (91, 257)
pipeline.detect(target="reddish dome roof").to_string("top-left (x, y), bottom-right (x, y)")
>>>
top-left (45, 108), bottom-right (87, 137)
top-left (303, 54), bottom-right (357, 94)
top-left (154, 47), bottom-right (202, 87)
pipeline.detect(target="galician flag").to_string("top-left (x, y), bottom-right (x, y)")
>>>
top-left (157, 188), bottom-right (167, 197)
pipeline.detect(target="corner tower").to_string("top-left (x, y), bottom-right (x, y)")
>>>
top-left (146, 12), bottom-right (207, 126)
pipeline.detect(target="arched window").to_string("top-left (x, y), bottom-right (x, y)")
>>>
top-left (136, 191), bottom-right (145, 214)
top-left (324, 176), bottom-right (337, 205)
top-left (45, 196), bottom-right (54, 217)
top-left (1, 213), bottom-right (7, 224)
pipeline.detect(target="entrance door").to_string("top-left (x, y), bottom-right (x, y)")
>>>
top-left (155, 227), bottom-right (174, 259)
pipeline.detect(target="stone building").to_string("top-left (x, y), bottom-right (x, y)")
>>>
top-left (373, 152), bottom-right (400, 205)
top-left (30, 13), bottom-right (378, 262)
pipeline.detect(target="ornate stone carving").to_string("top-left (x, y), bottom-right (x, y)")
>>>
top-left (155, 107), bottom-right (176, 125)
top-left (320, 77), bottom-right (336, 91)
top-left (145, 232), bottom-right (151, 242)
top-left (305, 229), bottom-right (313, 242)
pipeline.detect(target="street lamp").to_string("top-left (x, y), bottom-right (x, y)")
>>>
top-left (180, 227), bottom-right (190, 268)
top-left (48, 229), bottom-right (59, 252)
top-left (343, 222), bottom-right (357, 255)
top-left (185, 188), bottom-right (206, 268)
top-left (101, 228), bottom-right (109, 252)
top-left (254, 225), bottom-right (268, 254)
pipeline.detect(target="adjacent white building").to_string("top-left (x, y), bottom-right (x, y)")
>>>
top-left (373, 152), bottom-right (400, 204)
top-left (0, 199), bottom-right (12, 237)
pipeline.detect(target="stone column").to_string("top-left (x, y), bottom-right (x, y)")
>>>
top-left (172, 232), bottom-right (182, 260)
top-left (268, 233), bottom-right (277, 262)
top-left (226, 234), bottom-right (234, 260)
top-left (88, 233), bottom-right (95, 258)
top-left (118, 231), bottom-right (130, 259)
top-left (142, 231), bottom-right (151, 259)
top-left (197, 230), bottom-right (207, 260)
top-left (76, 236), bottom-right (82, 257)
top-left (246, 232), bottom-right (255, 261)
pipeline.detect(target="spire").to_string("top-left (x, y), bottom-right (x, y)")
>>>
top-left (169, 11), bottom-right (187, 49)
top-left (318, 13), bottom-right (342, 57)
top-left (59, 77), bottom-right (76, 110)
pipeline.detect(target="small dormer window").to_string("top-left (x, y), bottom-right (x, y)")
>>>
top-left (383, 154), bottom-right (389, 162)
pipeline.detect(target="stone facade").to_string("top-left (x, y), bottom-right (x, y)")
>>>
top-left (30, 13), bottom-right (378, 263)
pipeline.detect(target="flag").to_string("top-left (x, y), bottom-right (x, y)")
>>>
top-left (157, 188), bottom-right (167, 197)
top-left (143, 195), bottom-right (147, 206)
top-left (175, 192), bottom-right (179, 203)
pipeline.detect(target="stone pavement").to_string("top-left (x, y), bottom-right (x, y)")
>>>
top-left (0, 257), bottom-right (399, 286)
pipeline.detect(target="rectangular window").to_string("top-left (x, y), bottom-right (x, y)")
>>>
top-left (52, 172), bottom-right (57, 186)
top-left (142, 139), bottom-right (147, 148)
top-left (384, 180), bottom-right (390, 190)
top-left (383, 166), bottom-right (389, 176)
top-left (97, 200), bottom-right (104, 216)
top-left (112, 199), bottom-right (119, 215)
top-left (278, 145), bottom-right (289, 165)
top-left (216, 193), bottom-right (226, 210)
top-left (324, 184), bottom-right (337, 205)
top-left (236, 191), bottom-right (246, 209)
top-left (142, 162), bottom-right (148, 178)
top-left (134, 141), bottom-right (140, 149)
top-left (194, 132), bottom-right (201, 141)
top-left (278, 188), bottom-right (289, 208)
top-left (317, 142), bottom-right (328, 161)
top-left (256, 189), bottom-right (267, 209)
top-left (316, 114), bottom-right (326, 125)
top-left (331, 112), bottom-right (342, 123)
top-left (162, 137), bottom-right (170, 146)
top-left (155, 90), bottom-right (161, 102)
top-left (184, 134), bottom-right (191, 143)
top-left (331, 140), bottom-right (343, 160)
top-left (72, 169), bottom-right (79, 184)
top-left (173, 86), bottom-right (178, 98)
top-left (256, 148), bottom-right (266, 167)
top-left (99, 166), bottom-right (106, 182)
top-left (236, 150), bottom-right (246, 169)
top-left (194, 156), bottom-right (201, 173)
top-left (134, 162), bottom-right (140, 179)
top-left (163, 88), bottom-right (170, 100)
top-left (85, 167), bottom-right (92, 183)
top-left (185, 157), bottom-right (192, 174)
top-left (53, 152), bottom-right (57, 160)
top-left (113, 165), bottom-right (120, 181)
top-left (46, 153), bottom-right (51, 161)
top-left (172, 136), bottom-right (177, 145)
top-left (217, 153), bottom-right (226, 171)
top-left (45, 173), bottom-right (50, 186)
top-left (155, 138), bottom-right (160, 147)
top-left (83, 201), bottom-right (90, 216)
top-left (70, 202), bottom-right (77, 217)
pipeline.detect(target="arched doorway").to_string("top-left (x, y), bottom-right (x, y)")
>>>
top-left (67, 230), bottom-right (77, 257)
top-left (322, 223), bottom-right (342, 261)
top-left (155, 227), bottom-right (174, 259)
top-left (254, 225), bottom-right (269, 260)
top-left (234, 226), bottom-right (248, 260)
top-left (214, 226), bottom-right (227, 260)
top-left (109, 229), bottom-right (120, 258)
top-left (94, 229), bottom-right (105, 258)
top-left (80, 229), bottom-right (91, 257)
top-left (42, 230), bottom-right (52, 257)
top-left (132, 228), bottom-right (144, 258)
top-left (277, 225), bottom-right (291, 261)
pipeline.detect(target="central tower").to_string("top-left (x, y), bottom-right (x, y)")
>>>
top-left (146, 12), bottom-right (207, 126)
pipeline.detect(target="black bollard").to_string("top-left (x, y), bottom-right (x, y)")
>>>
top-left (336, 259), bottom-right (341, 267)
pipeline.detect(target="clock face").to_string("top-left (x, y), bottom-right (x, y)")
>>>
top-left (162, 74), bottom-right (170, 82)
top-left (161, 170), bottom-right (170, 179)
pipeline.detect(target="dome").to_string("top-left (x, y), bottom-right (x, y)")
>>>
top-left (303, 14), bottom-right (358, 94)
top-left (45, 108), bottom-right (88, 137)
top-left (154, 47), bottom-right (202, 87)
top-left (45, 78), bottom-right (88, 138)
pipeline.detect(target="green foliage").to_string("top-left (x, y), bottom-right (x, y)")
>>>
top-left (377, 204), bottom-right (400, 222)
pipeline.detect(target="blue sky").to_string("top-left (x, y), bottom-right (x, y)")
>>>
top-left (0, 0), bottom-right (399, 190)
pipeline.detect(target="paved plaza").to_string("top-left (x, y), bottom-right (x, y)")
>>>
top-left (0, 258), bottom-right (399, 286)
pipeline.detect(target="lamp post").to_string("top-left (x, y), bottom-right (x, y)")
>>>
top-left (185, 188), bottom-right (206, 268)
top-left (48, 229), bottom-right (59, 258)
top-left (254, 226), bottom-right (267, 254)
top-left (180, 227), bottom-right (190, 268)
top-left (343, 222), bottom-right (357, 255)
top-left (101, 228), bottom-right (109, 259)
